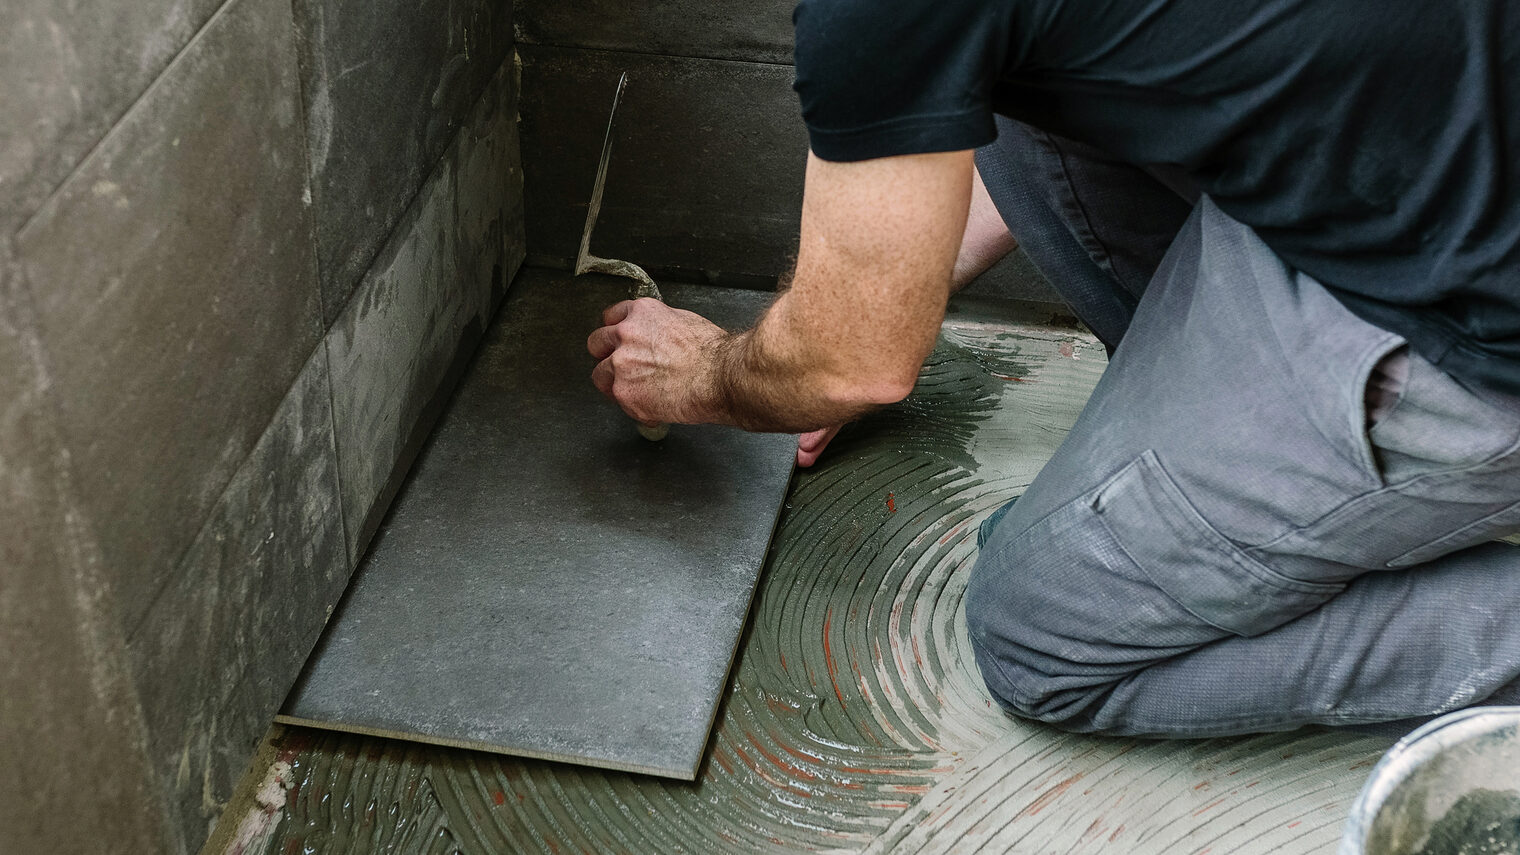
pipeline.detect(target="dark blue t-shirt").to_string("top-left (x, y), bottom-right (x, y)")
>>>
top-left (794, 0), bottom-right (1520, 395)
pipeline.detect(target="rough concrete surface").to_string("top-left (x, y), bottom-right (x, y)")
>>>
top-left (15, 0), bottom-right (324, 636)
top-left (514, 0), bottom-right (795, 64)
top-left (519, 44), bottom-right (808, 283)
top-left (0, 248), bottom-right (170, 854)
top-left (284, 273), bottom-right (794, 780)
top-left (233, 295), bottom-right (1393, 854)
top-left (124, 344), bottom-right (348, 847)
top-left (326, 58), bottom-right (526, 562)
top-left (0, 0), bottom-right (224, 233)
top-left (292, 0), bottom-right (514, 323)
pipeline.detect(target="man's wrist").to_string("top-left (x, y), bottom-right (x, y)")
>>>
top-left (695, 329), bottom-right (746, 427)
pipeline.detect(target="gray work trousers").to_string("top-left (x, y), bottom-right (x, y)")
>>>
top-left (967, 117), bottom-right (1520, 736)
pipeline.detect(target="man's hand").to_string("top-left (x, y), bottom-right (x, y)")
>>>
top-left (588, 148), bottom-right (975, 437)
top-left (587, 298), bottom-right (730, 426)
top-left (796, 424), bottom-right (843, 467)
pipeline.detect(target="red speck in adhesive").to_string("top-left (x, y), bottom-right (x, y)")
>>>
top-left (492, 790), bottom-right (506, 806)
top-left (887, 492), bottom-right (896, 513)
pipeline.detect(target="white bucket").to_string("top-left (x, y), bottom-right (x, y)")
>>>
top-left (1339, 706), bottom-right (1520, 855)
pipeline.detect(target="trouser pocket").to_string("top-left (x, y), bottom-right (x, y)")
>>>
top-left (1259, 350), bottom-right (1520, 573)
top-left (1369, 346), bottom-right (1520, 485)
top-left (1092, 451), bottom-right (1344, 637)
top-left (966, 448), bottom-right (1347, 722)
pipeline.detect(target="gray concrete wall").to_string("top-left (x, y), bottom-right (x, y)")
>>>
top-left (0, 0), bottom-right (525, 850)
top-left (514, 0), bottom-right (1059, 301)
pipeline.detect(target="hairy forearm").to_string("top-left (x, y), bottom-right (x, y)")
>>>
top-left (708, 319), bottom-right (892, 434)
top-left (709, 166), bottom-right (1002, 433)
top-left (687, 150), bottom-right (971, 434)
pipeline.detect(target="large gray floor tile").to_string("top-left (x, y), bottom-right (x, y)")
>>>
top-left (293, 0), bottom-right (513, 322)
top-left (125, 345), bottom-right (347, 847)
top-left (15, 0), bottom-right (324, 635)
top-left (325, 59), bottom-right (524, 563)
top-left (520, 45), bottom-right (807, 283)
top-left (0, 0), bottom-right (224, 233)
top-left (282, 272), bottom-right (796, 780)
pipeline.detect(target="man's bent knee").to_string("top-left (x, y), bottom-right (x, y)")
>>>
top-left (963, 545), bottom-right (1137, 732)
top-left (963, 501), bottom-right (1235, 734)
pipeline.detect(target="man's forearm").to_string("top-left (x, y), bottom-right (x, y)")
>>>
top-left (706, 300), bottom-right (909, 434)
top-left (697, 152), bottom-right (975, 433)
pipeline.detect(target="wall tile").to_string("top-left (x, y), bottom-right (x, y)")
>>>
top-left (454, 64), bottom-right (527, 331)
top-left (0, 0), bottom-right (225, 233)
top-left (124, 344), bottom-right (347, 848)
top-left (0, 248), bottom-right (172, 854)
top-left (327, 60), bottom-right (525, 561)
top-left (15, 0), bottom-right (324, 635)
top-left (514, 0), bottom-right (794, 64)
top-left (519, 45), bottom-right (807, 284)
top-left (293, 0), bottom-right (513, 323)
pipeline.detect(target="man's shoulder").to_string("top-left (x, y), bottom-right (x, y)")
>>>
top-left (793, 0), bottom-right (1013, 161)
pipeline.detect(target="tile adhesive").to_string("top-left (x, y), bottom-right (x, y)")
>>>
top-left (235, 306), bottom-right (1395, 854)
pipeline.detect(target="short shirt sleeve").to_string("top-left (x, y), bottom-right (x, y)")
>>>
top-left (792, 0), bottom-right (1014, 162)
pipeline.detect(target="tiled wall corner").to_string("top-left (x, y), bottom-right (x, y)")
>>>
top-left (519, 45), bottom-right (806, 284)
top-left (327, 59), bottom-right (526, 561)
top-left (123, 345), bottom-right (347, 844)
top-left (3, 0), bottom-right (526, 850)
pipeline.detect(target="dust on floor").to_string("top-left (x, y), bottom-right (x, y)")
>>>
top-left (214, 298), bottom-right (1394, 855)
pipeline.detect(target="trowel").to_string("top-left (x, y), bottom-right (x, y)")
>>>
top-left (575, 72), bottom-right (669, 442)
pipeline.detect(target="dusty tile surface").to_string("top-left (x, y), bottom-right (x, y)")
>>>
top-left (0, 0), bottom-right (224, 232)
top-left (283, 273), bottom-right (795, 779)
top-left (0, 248), bottom-right (170, 855)
top-left (15, 0), bottom-right (324, 634)
top-left (234, 294), bottom-right (1393, 854)
top-left (124, 345), bottom-right (348, 846)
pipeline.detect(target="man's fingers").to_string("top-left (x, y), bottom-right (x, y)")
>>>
top-left (601, 300), bottom-right (635, 326)
top-left (588, 300), bottom-right (639, 359)
top-left (592, 357), bottom-right (657, 426)
top-left (796, 424), bottom-right (844, 467)
top-left (591, 357), bottom-right (616, 398)
top-left (587, 324), bottom-right (620, 360)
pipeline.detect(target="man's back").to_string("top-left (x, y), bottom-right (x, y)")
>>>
top-left (795, 0), bottom-right (1520, 392)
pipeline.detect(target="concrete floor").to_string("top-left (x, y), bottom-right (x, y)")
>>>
top-left (211, 295), bottom-right (1394, 854)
